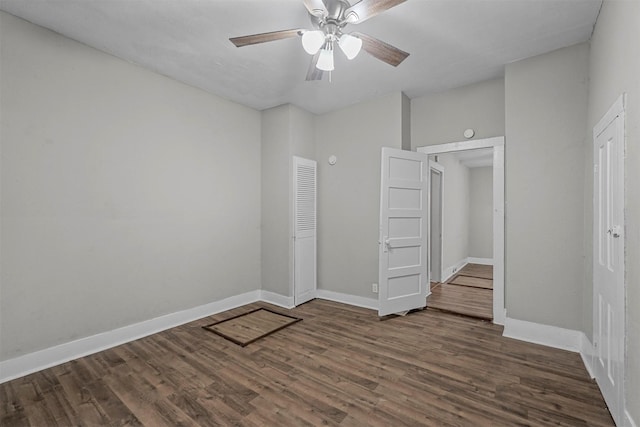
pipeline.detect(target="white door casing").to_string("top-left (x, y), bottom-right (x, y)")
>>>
top-left (378, 148), bottom-right (429, 317)
top-left (592, 95), bottom-right (625, 426)
top-left (293, 156), bottom-right (317, 306)
top-left (491, 144), bottom-right (505, 325)
top-left (417, 137), bottom-right (505, 325)
top-left (429, 161), bottom-right (444, 283)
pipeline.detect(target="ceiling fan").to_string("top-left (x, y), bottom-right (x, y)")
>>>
top-left (229, 0), bottom-right (410, 81)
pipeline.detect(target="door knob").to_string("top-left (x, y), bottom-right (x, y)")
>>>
top-left (608, 226), bottom-right (621, 238)
top-left (611, 225), bottom-right (621, 238)
top-left (382, 236), bottom-right (391, 253)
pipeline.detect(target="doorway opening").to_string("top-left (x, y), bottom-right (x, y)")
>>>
top-left (418, 137), bottom-right (505, 324)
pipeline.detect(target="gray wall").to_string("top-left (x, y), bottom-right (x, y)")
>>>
top-left (0, 12), bottom-right (262, 360)
top-left (411, 78), bottom-right (504, 273)
top-left (587, 0), bottom-right (640, 419)
top-left (315, 93), bottom-right (403, 298)
top-left (411, 78), bottom-right (505, 149)
top-left (261, 105), bottom-right (291, 297)
top-left (261, 104), bottom-right (316, 298)
top-left (401, 93), bottom-right (411, 151)
top-left (469, 167), bottom-right (493, 259)
top-left (505, 43), bottom-right (589, 330)
top-left (290, 105), bottom-right (316, 160)
top-left (288, 105), bottom-right (317, 298)
top-left (433, 153), bottom-right (470, 273)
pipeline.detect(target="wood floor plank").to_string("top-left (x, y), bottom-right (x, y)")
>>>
top-left (0, 300), bottom-right (614, 426)
top-left (428, 283), bottom-right (493, 319)
top-left (204, 308), bottom-right (300, 346)
top-left (458, 263), bottom-right (494, 279)
top-left (449, 274), bottom-right (493, 289)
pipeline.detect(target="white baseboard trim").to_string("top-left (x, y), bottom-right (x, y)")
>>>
top-left (579, 332), bottom-right (595, 378)
top-left (316, 289), bottom-right (378, 311)
top-left (442, 257), bottom-right (494, 282)
top-left (503, 320), bottom-right (640, 426)
top-left (493, 308), bottom-right (507, 327)
top-left (502, 317), bottom-right (582, 352)
top-left (259, 290), bottom-right (295, 309)
top-left (467, 257), bottom-right (493, 265)
top-left (0, 290), bottom-right (261, 384)
top-left (442, 258), bottom-right (468, 282)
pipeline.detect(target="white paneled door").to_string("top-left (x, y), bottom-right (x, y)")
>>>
top-left (592, 96), bottom-right (625, 426)
top-left (378, 148), bottom-right (429, 316)
top-left (293, 156), bottom-right (317, 306)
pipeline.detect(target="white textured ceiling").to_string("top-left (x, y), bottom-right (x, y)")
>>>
top-left (0, 0), bottom-right (602, 114)
top-left (455, 148), bottom-right (494, 168)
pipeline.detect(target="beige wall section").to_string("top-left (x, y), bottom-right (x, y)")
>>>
top-left (261, 105), bottom-right (292, 297)
top-left (469, 167), bottom-right (493, 259)
top-left (315, 93), bottom-right (403, 298)
top-left (411, 78), bottom-right (505, 149)
top-left (290, 105), bottom-right (316, 159)
top-left (587, 0), bottom-right (640, 421)
top-left (0, 12), bottom-right (262, 360)
top-left (261, 104), bottom-right (316, 298)
top-left (401, 93), bottom-right (411, 151)
top-left (288, 105), bottom-right (317, 300)
top-left (505, 43), bottom-right (589, 330)
top-left (261, 104), bottom-right (315, 297)
top-left (433, 154), bottom-right (470, 273)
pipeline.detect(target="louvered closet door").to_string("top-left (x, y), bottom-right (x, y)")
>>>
top-left (293, 156), bottom-right (317, 306)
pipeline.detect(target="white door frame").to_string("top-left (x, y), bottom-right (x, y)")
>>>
top-left (429, 161), bottom-right (445, 283)
top-left (417, 136), bottom-right (505, 325)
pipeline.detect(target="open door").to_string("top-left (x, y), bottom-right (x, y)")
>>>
top-left (379, 148), bottom-right (429, 316)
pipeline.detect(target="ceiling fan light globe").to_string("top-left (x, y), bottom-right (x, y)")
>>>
top-left (302, 30), bottom-right (325, 55)
top-left (316, 48), bottom-right (334, 71)
top-left (338, 34), bottom-right (362, 60)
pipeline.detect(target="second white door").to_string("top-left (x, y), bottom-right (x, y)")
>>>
top-left (592, 96), bottom-right (625, 425)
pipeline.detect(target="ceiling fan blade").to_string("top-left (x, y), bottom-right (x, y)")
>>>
top-left (302, 0), bottom-right (327, 17)
top-left (230, 29), bottom-right (303, 47)
top-left (351, 32), bottom-right (409, 67)
top-left (306, 52), bottom-right (324, 81)
top-left (345, 0), bottom-right (406, 24)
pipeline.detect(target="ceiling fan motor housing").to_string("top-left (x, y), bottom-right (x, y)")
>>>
top-left (230, 0), bottom-right (410, 79)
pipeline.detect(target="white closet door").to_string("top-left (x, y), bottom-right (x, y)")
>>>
top-left (592, 96), bottom-right (625, 426)
top-left (293, 156), bottom-right (317, 306)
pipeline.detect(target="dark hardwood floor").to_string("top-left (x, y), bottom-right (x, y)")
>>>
top-left (0, 299), bottom-right (614, 426)
top-left (428, 283), bottom-right (493, 320)
top-left (429, 264), bottom-right (494, 320)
